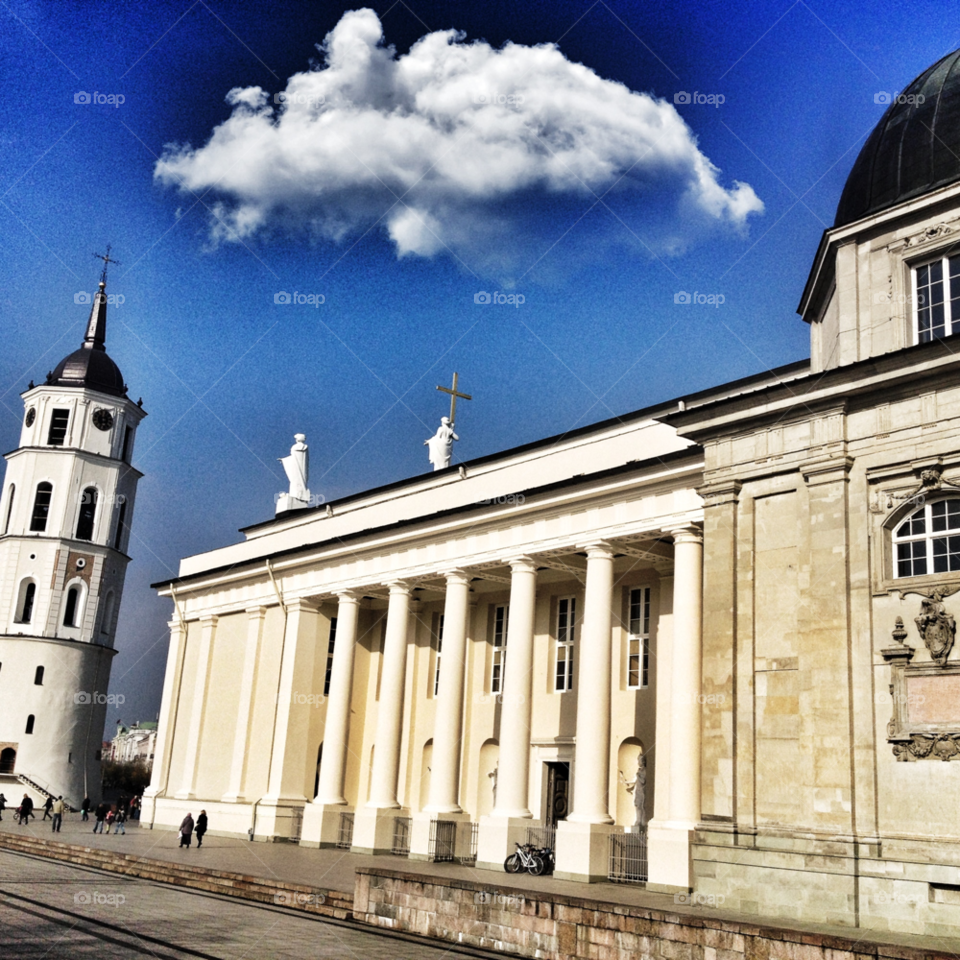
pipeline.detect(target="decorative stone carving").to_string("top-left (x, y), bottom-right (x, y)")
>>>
top-left (915, 588), bottom-right (957, 666)
top-left (893, 734), bottom-right (960, 762)
top-left (902, 223), bottom-right (954, 248)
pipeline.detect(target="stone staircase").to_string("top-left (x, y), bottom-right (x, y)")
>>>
top-left (0, 831), bottom-right (352, 919)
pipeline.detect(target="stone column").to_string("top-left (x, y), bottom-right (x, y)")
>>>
top-left (352, 581), bottom-right (412, 854)
top-left (648, 526), bottom-right (703, 893)
top-left (477, 556), bottom-right (538, 871)
top-left (555, 542), bottom-right (616, 882)
top-left (174, 614), bottom-right (218, 801)
top-left (222, 607), bottom-right (266, 804)
top-left (142, 617), bottom-right (188, 825)
top-left (259, 599), bottom-right (322, 839)
top-left (302, 592), bottom-right (361, 848)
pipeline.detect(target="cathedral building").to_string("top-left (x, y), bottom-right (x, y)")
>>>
top-left (145, 49), bottom-right (960, 934)
top-left (0, 269), bottom-right (145, 807)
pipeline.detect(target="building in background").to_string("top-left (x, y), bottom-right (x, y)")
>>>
top-left (110, 721), bottom-right (158, 764)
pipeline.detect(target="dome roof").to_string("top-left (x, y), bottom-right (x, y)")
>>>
top-left (835, 48), bottom-right (960, 227)
top-left (46, 279), bottom-right (127, 397)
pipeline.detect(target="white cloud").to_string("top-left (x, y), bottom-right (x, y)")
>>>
top-left (155, 8), bottom-right (763, 271)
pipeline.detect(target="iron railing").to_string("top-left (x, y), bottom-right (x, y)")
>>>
top-left (608, 830), bottom-right (648, 883)
top-left (457, 821), bottom-right (479, 864)
top-left (287, 806), bottom-right (303, 843)
top-left (337, 812), bottom-right (355, 850)
top-left (525, 824), bottom-right (556, 852)
top-left (392, 817), bottom-right (411, 856)
top-left (428, 818), bottom-right (457, 862)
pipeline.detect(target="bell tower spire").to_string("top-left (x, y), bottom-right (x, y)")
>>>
top-left (85, 247), bottom-right (120, 351)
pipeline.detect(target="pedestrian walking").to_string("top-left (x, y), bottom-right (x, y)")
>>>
top-left (92, 801), bottom-right (107, 834)
top-left (41, 795), bottom-right (54, 821)
top-left (18, 794), bottom-right (34, 825)
top-left (51, 796), bottom-right (65, 833)
top-left (114, 805), bottom-right (126, 835)
top-left (0, 793), bottom-right (6, 821)
top-left (179, 812), bottom-right (194, 849)
top-left (195, 810), bottom-right (208, 848)
top-left (80, 796), bottom-right (90, 822)
top-left (105, 807), bottom-right (116, 834)
top-left (130, 796), bottom-right (140, 821)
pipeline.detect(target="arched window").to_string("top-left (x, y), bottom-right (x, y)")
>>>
top-left (63, 587), bottom-right (80, 627)
top-left (15, 580), bottom-right (36, 624)
top-left (76, 487), bottom-right (98, 541)
top-left (894, 498), bottom-right (960, 578)
top-left (25, 715), bottom-right (35, 735)
top-left (30, 482), bottom-right (52, 532)
top-left (0, 746), bottom-right (15, 773)
top-left (3, 484), bottom-right (15, 534)
top-left (34, 665), bottom-right (44, 685)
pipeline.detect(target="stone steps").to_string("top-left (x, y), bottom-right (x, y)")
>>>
top-left (0, 831), bottom-right (352, 919)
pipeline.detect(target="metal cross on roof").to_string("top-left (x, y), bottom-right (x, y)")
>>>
top-left (93, 245), bottom-right (120, 284)
top-left (436, 371), bottom-right (472, 425)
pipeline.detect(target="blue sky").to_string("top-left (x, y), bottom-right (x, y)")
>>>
top-left (0, 0), bottom-right (954, 732)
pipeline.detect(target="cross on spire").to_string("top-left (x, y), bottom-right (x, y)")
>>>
top-left (436, 371), bottom-right (472, 425)
top-left (93, 245), bottom-right (120, 285)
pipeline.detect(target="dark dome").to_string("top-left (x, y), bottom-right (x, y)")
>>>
top-left (835, 48), bottom-right (960, 227)
top-left (48, 346), bottom-right (126, 397)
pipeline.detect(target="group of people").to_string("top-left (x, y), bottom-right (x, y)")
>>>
top-left (0, 793), bottom-right (68, 829)
top-left (178, 811), bottom-right (208, 848)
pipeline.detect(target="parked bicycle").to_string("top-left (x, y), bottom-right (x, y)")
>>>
top-left (504, 842), bottom-right (546, 876)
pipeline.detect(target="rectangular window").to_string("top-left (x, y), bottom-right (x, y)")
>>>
top-left (323, 617), bottom-right (338, 696)
top-left (491, 604), bottom-right (508, 694)
top-left (47, 409), bottom-right (70, 446)
top-left (627, 587), bottom-right (651, 689)
top-left (433, 614), bottom-right (445, 696)
top-left (915, 255), bottom-right (960, 342)
top-left (122, 426), bottom-right (133, 463)
top-left (555, 596), bottom-right (576, 692)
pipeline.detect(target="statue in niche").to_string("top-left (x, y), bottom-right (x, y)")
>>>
top-left (619, 755), bottom-right (647, 830)
top-left (488, 764), bottom-right (498, 804)
top-left (915, 587), bottom-right (957, 666)
top-left (424, 417), bottom-right (458, 471)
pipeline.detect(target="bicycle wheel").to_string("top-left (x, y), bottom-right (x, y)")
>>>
top-left (528, 855), bottom-right (546, 876)
top-left (504, 853), bottom-right (522, 874)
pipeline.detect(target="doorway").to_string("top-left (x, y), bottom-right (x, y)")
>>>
top-left (544, 761), bottom-right (570, 825)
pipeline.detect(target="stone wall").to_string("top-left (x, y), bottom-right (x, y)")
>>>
top-left (353, 867), bottom-right (955, 960)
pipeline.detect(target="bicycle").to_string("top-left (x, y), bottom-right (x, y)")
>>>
top-left (503, 842), bottom-right (546, 876)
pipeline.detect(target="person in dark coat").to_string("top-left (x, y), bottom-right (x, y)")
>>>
top-left (92, 801), bottom-right (108, 834)
top-left (195, 811), bottom-right (208, 848)
top-left (18, 794), bottom-right (33, 825)
top-left (80, 796), bottom-right (90, 821)
top-left (179, 813), bottom-right (194, 848)
top-left (41, 796), bottom-right (54, 820)
top-left (0, 793), bottom-right (6, 820)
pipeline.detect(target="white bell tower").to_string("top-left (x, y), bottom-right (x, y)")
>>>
top-left (0, 253), bottom-right (145, 807)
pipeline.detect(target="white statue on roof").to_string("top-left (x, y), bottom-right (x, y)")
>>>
top-left (425, 417), bottom-right (458, 471)
top-left (276, 433), bottom-right (311, 513)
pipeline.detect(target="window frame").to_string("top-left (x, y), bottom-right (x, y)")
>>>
top-left (627, 586), bottom-right (651, 690)
top-left (47, 408), bottom-right (70, 446)
top-left (913, 252), bottom-right (960, 344)
top-left (555, 596), bottom-right (577, 693)
top-left (323, 617), bottom-right (338, 696)
top-left (893, 497), bottom-right (960, 579)
top-left (491, 604), bottom-right (508, 694)
top-left (75, 486), bottom-right (99, 541)
top-left (30, 482), bottom-right (53, 533)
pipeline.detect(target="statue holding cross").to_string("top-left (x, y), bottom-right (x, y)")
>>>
top-left (425, 372), bottom-right (471, 471)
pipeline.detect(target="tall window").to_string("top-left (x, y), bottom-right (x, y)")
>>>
top-left (3, 484), bottom-right (14, 534)
top-left (63, 587), bottom-right (80, 627)
top-left (915, 255), bottom-right (960, 342)
top-left (555, 597), bottom-right (576, 692)
top-left (16, 581), bottom-right (36, 624)
top-left (122, 425), bottom-right (133, 462)
top-left (323, 617), bottom-right (338, 696)
top-left (25, 715), bottom-right (35, 735)
top-left (30, 482), bottom-right (52, 532)
top-left (491, 604), bottom-right (508, 694)
top-left (47, 409), bottom-right (70, 446)
top-left (114, 500), bottom-right (127, 551)
top-left (894, 498), bottom-right (960, 577)
top-left (627, 588), bottom-right (651, 689)
top-left (100, 591), bottom-right (115, 635)
top-left (76, 487), bottom-right (98, 541)
top-left (434, 614), bottom-right (445, 697)
top-left (34, 665), bottom-right (44, 685)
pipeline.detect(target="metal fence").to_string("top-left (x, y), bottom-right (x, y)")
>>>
top-left (392, 817), bottom-right (411, 856)
top-left (337, 812), bottom-right (355, 850)
top-left (457, 821), bottom-right (479, 864)
top-left (288, 806), bottom-right (304, 843)
top-left (428, 818), bottom-right (457, 863)
top-left (608, 830), bottom-right (648, 883)
top-left (525, 824), bottom-right (556, 852)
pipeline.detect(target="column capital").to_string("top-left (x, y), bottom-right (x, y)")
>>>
top-left (503, 555), bottom-right (539, 574)
top-left (245, 605), bottom-right (267, 618)
top-left (286, 597), bottom-right (320, 614)
top-left (578, 539), bottom-right (615, 560)
top-left (335, 590), bottom-right (363, 605)
top-left (385, 580), bottom-right (414, 596)
top-left (199, 613), bottom-right (219, 627)
top-left (670, 526), bottom-right (703, 546)
top-left (439, 568), bottom-right (472, 586)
